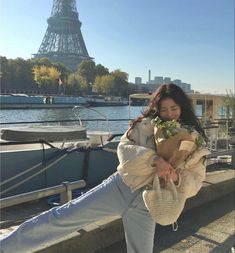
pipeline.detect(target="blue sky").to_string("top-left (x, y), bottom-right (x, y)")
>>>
top-left (0, 0), bottom-right (234, 94)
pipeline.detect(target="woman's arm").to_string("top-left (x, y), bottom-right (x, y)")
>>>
top-left (176, 148), bottom-right (209, 198)
top-left (117, 121), bottom-right (157, 191)
top-left (117, 129), bottom-right (156, 164)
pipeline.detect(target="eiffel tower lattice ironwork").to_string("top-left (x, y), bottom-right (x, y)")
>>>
top-left (34, 0), bottom-right (92, 70)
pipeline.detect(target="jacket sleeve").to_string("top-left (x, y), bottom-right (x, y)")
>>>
top-left (176, 148), bottom-right (210, 199)
top-left (117, 124), bottom-right (157, 191)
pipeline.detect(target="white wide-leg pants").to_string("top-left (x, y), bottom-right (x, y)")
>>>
top-left (0, 173), bottom-right (156, 253)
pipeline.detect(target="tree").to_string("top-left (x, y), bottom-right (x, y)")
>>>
top-left (67, 73), bottom-right (88, 95)
top-left (93, 76), bottom-right (103, 94)
top-left (111, 69), bottom-right (129, 97)
top-left (102, 75), bottom-right (115, 95)
top-left (33, 65), bottom-right (61, 93)
top-left (0, 57), bottom-right (37, 92)
top-left (53, 62), bottom-right (71, 81)
top-left (95, 64), bottom-right (109, 76)
top-left (76, 60), bottom-right (96, 86)
top-left (0, 56), bottom-right (11, 91)
top-left (94, 75), bottom-right (114, 95)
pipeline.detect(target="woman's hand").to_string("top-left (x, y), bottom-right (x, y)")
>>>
top-left (151, 156), bottom-right (173, 179)
top-left (169, 169), bottom-right (179, 184)
top-left (151, 156), bottom-right (179, 183)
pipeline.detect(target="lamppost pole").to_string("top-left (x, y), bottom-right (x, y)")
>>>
top-left (0, 71), bottom-right (3, 94)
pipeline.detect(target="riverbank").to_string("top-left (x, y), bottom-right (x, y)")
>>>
top-left (0, 104), bottom-right (80, 109)
top-left (102, 192), bottom-right (235, 253)
top-left (0, 94), bottom-right (128, 109)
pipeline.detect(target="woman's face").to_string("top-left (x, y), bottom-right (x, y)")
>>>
top-left (159, 98), bottom-right (181, 121)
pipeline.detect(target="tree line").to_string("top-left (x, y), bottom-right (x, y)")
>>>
top-left (0, 56), bottom-right (148, 97)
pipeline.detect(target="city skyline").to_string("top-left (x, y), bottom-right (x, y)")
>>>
top-left (135, 74), bottom-right (192, 94)
top-left (0, 0), bottom-right (234, 94)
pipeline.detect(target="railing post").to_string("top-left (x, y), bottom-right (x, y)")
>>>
top-left (232, 153), bottom-right (234, 168)
top-left (60, 181), bottom-right (72, 205)
top-left (228, 143), bottom-right (235, 169)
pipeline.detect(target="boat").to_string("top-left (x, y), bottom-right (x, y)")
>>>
top-left (0, 94), bottom-right (88, 109)
top-left (86, 95), bottom-right (128, 106)
top-left (129, 93), bottom-right (152, 106)
top-left (0, 106), bottom-right (121, 199)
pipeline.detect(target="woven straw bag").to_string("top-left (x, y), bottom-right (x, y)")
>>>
top-left (143, 175), bottom-right (186, 227)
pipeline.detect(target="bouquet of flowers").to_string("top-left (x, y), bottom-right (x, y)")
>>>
top-left (151, 117), bottom-right (205, 170)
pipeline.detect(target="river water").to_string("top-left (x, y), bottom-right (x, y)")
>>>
top-left (0, 106), bottom-right (145, 134)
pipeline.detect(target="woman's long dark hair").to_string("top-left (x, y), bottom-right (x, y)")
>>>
top-left (127, 83), bottom-right (207, 141)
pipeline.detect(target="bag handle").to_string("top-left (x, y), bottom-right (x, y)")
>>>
top-left (152, 175), bottom-right (162, 200)
top-left (168, 178), bottom-right (179, 201)
top-left (153, 176), bottom-right (178, 201)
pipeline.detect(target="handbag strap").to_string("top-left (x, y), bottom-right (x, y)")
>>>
top-left (172, 221), bottom-right (179, 231)
top-left (152, 175), bottom-right (163, 200)
top-left (168, 178), bottom-right (179, 201)
top-left (153, 176), bottom-right (178, 201)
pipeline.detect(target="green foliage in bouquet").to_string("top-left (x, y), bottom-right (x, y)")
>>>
top-left (151, 117), bottom-right (179, 139)
top-left (195, 135), bottom-right (205, 149)
top-left (151, 116), bottom-right (206, 149)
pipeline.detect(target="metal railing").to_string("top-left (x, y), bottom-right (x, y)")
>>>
top-left (0, 118), bottom-right (130, 125)
top-left (0, 179), bottom-right (86, 209)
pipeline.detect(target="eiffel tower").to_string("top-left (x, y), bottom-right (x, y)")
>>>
top-left (34, 0), bottom-right (92, 70)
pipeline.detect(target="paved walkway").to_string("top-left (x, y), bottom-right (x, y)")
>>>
top-left (100, 192), bottom-right (235, 253)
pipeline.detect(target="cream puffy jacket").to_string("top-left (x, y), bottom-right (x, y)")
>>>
top-left (117, 117), bottom-right (210, 199)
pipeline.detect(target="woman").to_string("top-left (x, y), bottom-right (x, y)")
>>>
top-left (0, 84), bottom-right (208, 253)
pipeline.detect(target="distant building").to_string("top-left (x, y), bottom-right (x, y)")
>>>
top-left (172, 79), bottom-right (191, 93)
top-left (148, 80), bottom-right (157, 85)
top-left (148, 70), bottom-right (151, 83)
top-left (164, 77), bottom-right (171, 83)
top-left (173, 79), bottom-right (182, 86)
top-left (135, 77), bottom-right (142, 84)
top-left (154, 76), bottom-right (164, 84)
top-left (181, 83), bottom-right (191, 93)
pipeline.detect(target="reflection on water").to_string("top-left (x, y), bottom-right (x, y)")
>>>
top-left (0, 106), bottom-right (145, 133)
